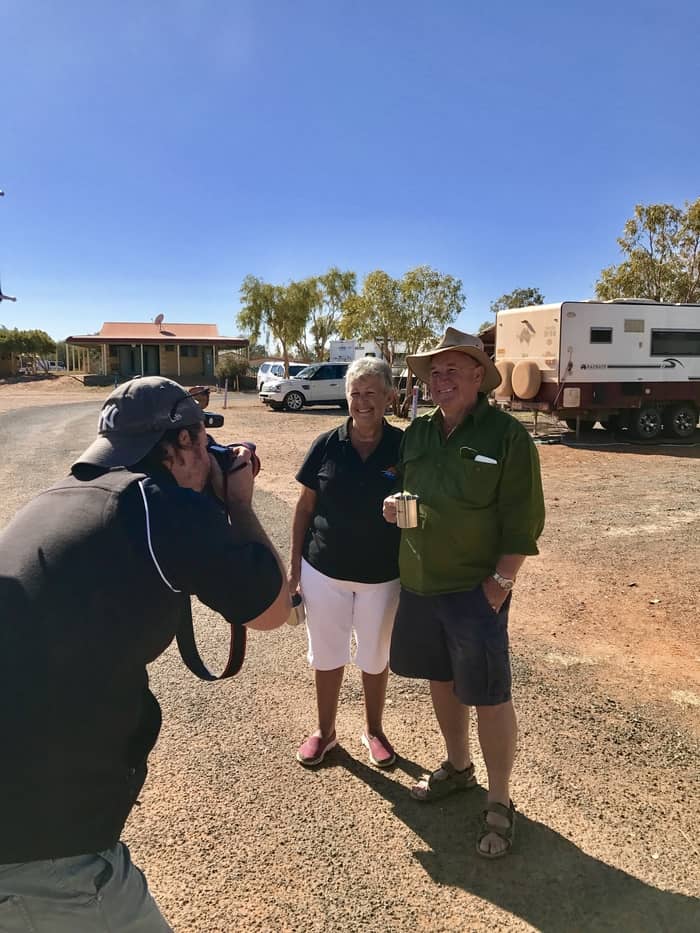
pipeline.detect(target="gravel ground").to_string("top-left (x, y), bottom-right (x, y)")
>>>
top-left (1, 379), bottom-right (698, 932)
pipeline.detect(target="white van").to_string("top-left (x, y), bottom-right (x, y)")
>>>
top-left (256, 360), bottom-right (306, 392)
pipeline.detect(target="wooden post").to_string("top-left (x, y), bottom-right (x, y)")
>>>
top-left (409, 385), bottom-right (419, 421)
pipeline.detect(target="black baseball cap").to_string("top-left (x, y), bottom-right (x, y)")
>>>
top-left (74, 376), bottom-right (205, 469)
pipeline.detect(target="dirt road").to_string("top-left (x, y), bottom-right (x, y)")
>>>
top-left (1, 379), bottom-right (698, 932)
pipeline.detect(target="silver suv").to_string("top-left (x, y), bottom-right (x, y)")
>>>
top-left (259, 362), bottom-right (349, 411)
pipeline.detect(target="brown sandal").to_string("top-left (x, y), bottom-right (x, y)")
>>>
top-left (410, 761), bottom-right (477, 802)
top-left (476, 800), bottom-right (516, 859)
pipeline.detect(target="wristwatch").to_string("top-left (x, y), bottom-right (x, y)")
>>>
top-left (491, 571), bottom-right (515, 591)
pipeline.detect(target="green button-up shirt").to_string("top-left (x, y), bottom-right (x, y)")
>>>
top-left (398, 395), bottom-right (545, 595)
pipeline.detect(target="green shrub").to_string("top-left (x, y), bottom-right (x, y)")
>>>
top-left (215, 354), bottom-right (250, 390)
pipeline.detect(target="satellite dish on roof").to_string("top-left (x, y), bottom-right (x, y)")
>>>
top-left (154, 313), bottom-right (164, 325)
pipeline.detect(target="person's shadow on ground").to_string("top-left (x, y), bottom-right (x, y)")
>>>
top-left (333, 749), bottom-right (698, 933)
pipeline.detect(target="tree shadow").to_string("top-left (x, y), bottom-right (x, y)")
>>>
top-left (334, 749), bottom-right (699, 933)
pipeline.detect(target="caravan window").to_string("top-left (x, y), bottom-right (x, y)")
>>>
top-left (590, 327), bottom-right (613, 344)
top-left (651, 330), bottom-right (700, 356)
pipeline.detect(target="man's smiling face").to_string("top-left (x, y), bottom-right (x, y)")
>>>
top-left (429, 350), bottom-right (484, 422)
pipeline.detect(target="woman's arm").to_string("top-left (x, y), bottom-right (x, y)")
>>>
top-left (288, 485), bottom-right (317, 594)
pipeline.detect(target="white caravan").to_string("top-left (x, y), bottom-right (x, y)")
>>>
top-left (329, 339), bottom-right (382, 362)
top-left (494, 300), bottom-right (700, 439)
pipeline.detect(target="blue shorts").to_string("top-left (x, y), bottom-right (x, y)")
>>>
top-left (0, 843), bottom-right (171, 932)
top-left (390, 585), bottom-right (512, 706)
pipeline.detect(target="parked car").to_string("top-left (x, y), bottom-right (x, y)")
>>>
top-left (17, 359), bottom-right (66, 374)
top-left (259, 362), bottom-right (350, 411)
top-left (256, 360), bottom-right (307, 392)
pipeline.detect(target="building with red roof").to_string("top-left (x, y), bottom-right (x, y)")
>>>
top-left (65, 320), bottom-right (248, 383)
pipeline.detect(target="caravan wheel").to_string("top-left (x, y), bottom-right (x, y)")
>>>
top-left (631, 406), bottom-right (663, 441)
top-left (565, 418), bottom-right (595, 433)
top-left (665, 404), bottom-right (697, 439)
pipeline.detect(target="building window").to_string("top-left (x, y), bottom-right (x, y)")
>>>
top-left (164, 344), bottom-right (175, 352)
top-left (179, 345), bottom-right (200, 358)
top-left (650, 330), bottom-right (700, 357)
top-left (109, 346), bottom-right (118, 357)
top-left (590, 327), bottom-right (613, 344)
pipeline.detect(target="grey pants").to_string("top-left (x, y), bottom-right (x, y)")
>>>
top-left (0, 843), bottom-right (172, 932)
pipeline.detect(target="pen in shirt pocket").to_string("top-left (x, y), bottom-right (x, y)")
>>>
top-left (460, 446), bottom-right (498, 465)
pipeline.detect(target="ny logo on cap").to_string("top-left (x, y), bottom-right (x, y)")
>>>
top-left (99, 404), bottom-right (119, 433)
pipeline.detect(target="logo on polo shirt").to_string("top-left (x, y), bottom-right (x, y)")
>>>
top-left (382, 465), bottom-right (398, 480)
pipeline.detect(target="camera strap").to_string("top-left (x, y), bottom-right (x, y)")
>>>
top-left (175, 470), bottom-right (249, 681)
top-left (176, 600), bottom-right (246, 681)
top-left (135, 471), bottom-right (248, 682)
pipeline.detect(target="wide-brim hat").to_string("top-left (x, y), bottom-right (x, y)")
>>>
top-left (406, 327), bottom-right (502, 393)
top-left (74, 376), bottom-right (205, 469)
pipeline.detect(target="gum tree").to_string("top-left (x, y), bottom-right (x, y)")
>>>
top-left (237, 276), bottom-right (314, 376)
top-left (490, 287), bottom-right (545, 314)
top-left (596, 199), bottom-right (700, 303)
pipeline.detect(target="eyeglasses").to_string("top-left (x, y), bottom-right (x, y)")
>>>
top-left (169, 386), bottom-right (211, 422)
top-left (187, 386), bottom-right (211, 409)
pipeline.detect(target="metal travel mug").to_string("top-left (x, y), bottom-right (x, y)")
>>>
top-left (287, 592), bottom-right (306, 627)
top-left (395, 493), bottom-right (420, 528)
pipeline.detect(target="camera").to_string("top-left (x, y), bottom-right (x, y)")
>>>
top-left (202, 411), bottom-right (224, 428)
top-left (188, 386), bottom-right (223, 428)
top-left (207, 439), bottom-right (261, 477)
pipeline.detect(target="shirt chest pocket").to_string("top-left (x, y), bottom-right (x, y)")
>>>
top-left (453, 458), bottom-right (501, 508)
top-left (315, 460), bottom-right (337, 494)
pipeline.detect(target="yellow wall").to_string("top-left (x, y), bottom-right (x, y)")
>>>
top-left (91, 342), bottom-right (224, 380)
top-left (159, 346), bottom-right (179, 377)
top-left (0, 353), bottom-right (17, 377)
top-left (179, 351), bottom-right (204, 378)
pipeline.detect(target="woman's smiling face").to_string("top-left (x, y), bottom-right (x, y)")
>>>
top-left (347, 374), bottom-right (392, 430)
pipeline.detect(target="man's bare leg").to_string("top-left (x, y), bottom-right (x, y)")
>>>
top-left (430, 680), bottom-right (472, 770)
top-left (476, 699), bottom-right (518, 855)
top-left (411, 680), bottom-right (472, 797)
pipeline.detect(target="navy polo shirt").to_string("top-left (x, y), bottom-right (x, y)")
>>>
top-left (297, 419), bottom-right (403, 583)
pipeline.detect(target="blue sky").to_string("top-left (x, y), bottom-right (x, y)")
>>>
top-left (2, 0), bottom-right (699, 343)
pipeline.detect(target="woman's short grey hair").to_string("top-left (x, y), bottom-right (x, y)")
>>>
top-left (346, 356), bottom-right (394, 392)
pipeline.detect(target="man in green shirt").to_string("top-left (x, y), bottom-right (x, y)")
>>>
top-left (384, 328), bottom-right (545, 859)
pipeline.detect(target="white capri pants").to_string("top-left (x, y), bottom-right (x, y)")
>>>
top-left (300, 558), bottom-right (400, 674)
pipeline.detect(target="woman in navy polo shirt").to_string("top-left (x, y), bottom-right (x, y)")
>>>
top-left (289, 357), bottom-right (403, 768)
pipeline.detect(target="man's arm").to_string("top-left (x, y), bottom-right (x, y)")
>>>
top-left (482, 554), bottom-right (527, 611)
top-left (224, 501), bottom-right (291, 631)
top-left (218, 450), bottom-right (290, 631)
top-left (483, 424), bottom-right (546, 610)
top-left (496, 424), bottom-right (545, 556)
